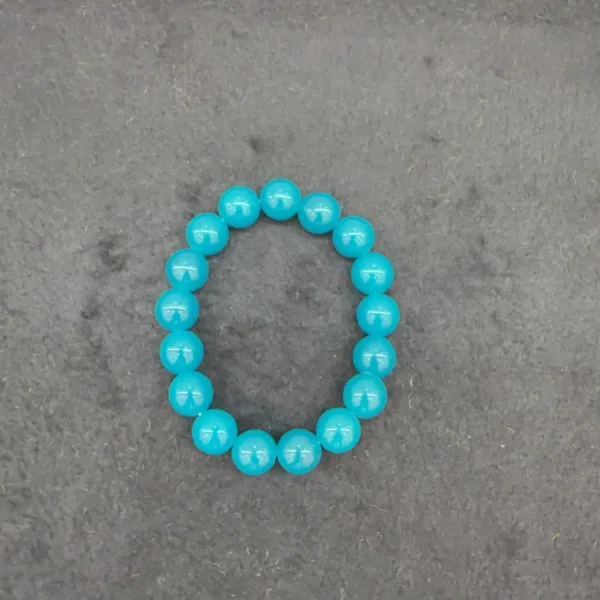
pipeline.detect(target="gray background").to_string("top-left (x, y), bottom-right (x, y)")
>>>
top-left (1, 1), bottom-right (599, 599)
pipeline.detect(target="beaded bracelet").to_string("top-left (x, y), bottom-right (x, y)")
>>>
top-left (156, 179), bottom-right (399, 476)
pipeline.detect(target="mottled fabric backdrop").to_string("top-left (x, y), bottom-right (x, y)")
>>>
top-left (1, 1), bottom-right (599, 599)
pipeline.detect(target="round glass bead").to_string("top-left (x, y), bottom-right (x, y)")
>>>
top-left (165, 248), bottom-right (209, 292)
top-left (259, 178), bottom-right (301, 221)
top-left (277, 429), bottom-right (322, 475)
top-left (231, 430), bottom-right (277, 476)
top-left (186, 213), bottom-right (229, 255)
top-left (316, 408), bottom-right (361, 454)
top-left (218, 186), bottom-right (260, 229)
top-left (351, 252), bottom-right (394, 295)
top-left (298, 192), bottom-right (341, 234)
top-left (154, 288), bottom-right (200, 331)
top-left (343, 373), bottom-right (387, 419)
top-left (332, 216), bottom-right (375, 258)
top-left (159, 331), bottom-right (204, 375)
top-left (168, 371), bottom-right (213, 417)
top-left (192, 409), bottom-right (238, 455)
top-left (353, 336), bottom-right (396, 378)
top-left (356, 294), bottom-right (401, 337)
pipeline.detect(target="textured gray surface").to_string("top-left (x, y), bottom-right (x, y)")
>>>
top-left (1, 1), bottom-right (600, 599)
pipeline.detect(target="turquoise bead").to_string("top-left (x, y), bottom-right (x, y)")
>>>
top-left (231, 430), bottom-right (277, 475)
top-left (192, 409), bottom-right (238, 455)
top-left (186, 213), bottom-right (229, 255)
top-left (218, 186), bottom-right (260, 229)
top-left (343, 373), bottom-right (387, 419)
top-left (154, 288), bottom-right (199, 331)
top-left (298, 192), bottom-right (341, 234)
top-left (277, 429), bottom-right (322, 475)
top-left (356, 294), bottom-right (400, 337)
top-left (316, 408), bottom-right (361, 454)
top-left (165, 248), bottom-right (209, 292)
top-left (351, 252), bottom-right (394, 294)
top-left (159, 331), bottom-right (204, 374)
top-left (168, 371), bottom-right (213, 417)
top-left (332, 216), bottom-right (375, 258)
top-left (353, 336), bottom-right (396, 378)
top-left (259, 179), bottom-right (301, 221)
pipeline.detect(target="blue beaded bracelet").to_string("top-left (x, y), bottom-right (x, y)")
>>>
top-left (156, 179), bottom-right (399, 476)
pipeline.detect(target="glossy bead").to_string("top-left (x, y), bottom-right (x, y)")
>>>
top-left (277, 429), bottom-right (322, 475)
top-left (186, 213), bottom-right (229, 255)
top-left (168, 371), bottom-right (213, 417)
top-left (316, 408), bottom-right (361, 454)
top-left (231, 430), bottom-right (277, 476)
top-left (192, 409), bottom-right (238, 455)
top-left (351, 252), bottom-right (394, 294)
top-left (353, 336), bottom-right (396, 378)
top-left (259, 178), bottom-right (301, 221)
top-left (298, 192), bottom-right (341, 234)
top-left (165, 248), bottom-right (209, 292)
top-left (159, 331), bottom-right (204, 375)
top-left (343, 373), bottom-right (387, 419)
top-left (356, 294), bottom-right (401, 337)
top-left (332, 216), bottom-right (375, 258)
top-left (218, 186), bottom-right (260, 229)
top-left (154, 288), bottom-right (199, 331)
